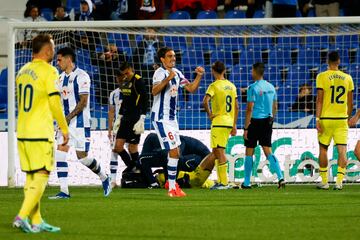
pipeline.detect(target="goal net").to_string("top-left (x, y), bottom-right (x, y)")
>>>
top-left (5, 18), bottom-right (360, 186)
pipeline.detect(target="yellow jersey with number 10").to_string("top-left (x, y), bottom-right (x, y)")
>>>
top-left (316, 70), bottom-right (354, 119)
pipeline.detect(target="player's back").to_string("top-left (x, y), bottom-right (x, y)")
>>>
top-left (316, 70), bottom-right (354, 119)
top-left (16, 59), bottom-right (59, 141)
top-left (207, 79), bottom-right (237, 127)
top-left (180, 135), bottom-right (210, 158)
top-left (248, 80), bottom-right (276, 119)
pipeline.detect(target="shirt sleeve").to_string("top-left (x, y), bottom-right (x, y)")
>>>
top-left (348, 75), bottom-right (354, 92)
top-left (316, 73), bottom-right (323, 90)
top-left (206, 84), bottom-right (214, 97)
top-left (78, 73), bottom-right (91, 94)
top-left (109, 91), bottom-right (115, 106)
top-left (45, 66), bottom-right (60, 95)
top-left (247, 85), bottom-right (255, 102)
top-left (153, 69), bottom-right (165, 85)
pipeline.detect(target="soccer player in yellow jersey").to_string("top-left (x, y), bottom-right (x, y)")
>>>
top-left (203, 61), bottom-right (238, 189)
top-left (316, 51), bottom-right (354, 190)
top-left (349, 109), bottom-right (360, 161)
top-left (13, 34), bottom-right (69, 233)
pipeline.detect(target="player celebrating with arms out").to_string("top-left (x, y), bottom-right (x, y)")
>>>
top-left (203, 61), bottom-right (238, 189)
top-left (50, 47), bottom-right (111, 199)
top-left (151, 46), bottom-right (204, 197)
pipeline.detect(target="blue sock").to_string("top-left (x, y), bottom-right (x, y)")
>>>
top-left (244, 156), bottom-right (253, 187)
top-left (268, 154), bottom-right (283, 180)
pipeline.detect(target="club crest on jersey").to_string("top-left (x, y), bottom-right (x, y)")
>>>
top-left (169, 85), bottom-right (178, 97)
top-left (61, 86), bottom-right (71, 99)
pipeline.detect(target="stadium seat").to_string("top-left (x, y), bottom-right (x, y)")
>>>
top-left (0, 68), bottom-right (8, 111)
top-left (210, 50), bottom-right (233, 66)
top-left (239, 49), bottom-right (262, 66)
top-left (224, 10), bottom-right (246, 19)
top-left (334, 35), bottom-right (359, 50)
top-left (247, 37), bottom-right (274, 50)
top-left (40, 8), bottom-right (53, 21)
top-left (107, 33), bottom-right (132, 57)
top-left (229, 65), bottom-right (252, 88)
top-left (196, 10), bottom-right (217, 19)
top-left (181, 49), bottom-right (205, 67)
top-left (253, 10), bottom-right (265, 18)
top-left (164, 36), bottom-right (188, 51)
top-left (297, 48), bottom-right (321, 67)
top-left (219, 37), bottom-right (245, 51)
top-left (264, 66), bottom-right (289, 87)
top-left (66, 0), bottom-right (80, 13)
top-left (191, 37), bottom-right (216, 51)
top-left (307, 9), bottom-right (316, 17)
top-left (277, 36), bottom-right (301, 50)
top-left (288, 65), bottom-right (312, 88)
top-left (168, 11), bottom-right (191, 20)
top-left (268, 49), bottom-right (292, 67)
top-left (305, 35), bottom-right (330, 49)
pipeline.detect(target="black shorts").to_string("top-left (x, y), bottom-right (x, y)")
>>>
top-left (116, 119), bottom-right (140, 144)
top-left (245, 117), bottom-right (273, 148)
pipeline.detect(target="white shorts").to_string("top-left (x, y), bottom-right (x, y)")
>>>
top-left (56, 126), bottom-right (91, 152)
top-left (152, 120), bottom-right (181, 150)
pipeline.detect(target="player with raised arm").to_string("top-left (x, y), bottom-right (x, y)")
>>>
top-left (203, 61), bottom-right (238, 189)
top-left (242, 62), bottom-right (285, 189)
top-left (108, 72), bottom-right (123, 188)
top-left (151, 46), bottom-right (204, 197)
top-left (349, 109), bottom-right (360, 161)
top-left (316, 51), bottom-right (354, 190)
top-left (13, 34), bottom-right (69, 233)
top-left (49, 47), bottom-right (111, 199)
top-left (113, 62), bottom-right (148, 177)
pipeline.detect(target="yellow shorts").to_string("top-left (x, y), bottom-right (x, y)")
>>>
top-left (318, 119), bottom-right (348, 146)
top-left (17, 140), bottom-right (55, 172)
top-left (210, 127), bottom-right (232, 149)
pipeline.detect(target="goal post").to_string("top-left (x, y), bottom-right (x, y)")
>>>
top-left (6, 17), bottom-right (360, 186)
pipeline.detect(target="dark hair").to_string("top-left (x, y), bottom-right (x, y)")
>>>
top-left (57, 47), bottom-right (76, 62)
top-left (211, 61), bottom-right (226, 74)
top-left (328, 51), bottom-right (340, 63)
top-left (24, 5), bottom-right (40, 18)
top-left (32, 34), bottom-right (52, 54)
top-left (252, 62), bottom-right (265, 76)
top-left (119, 61), bottom-right (132, 71)
top-left (157, 47), bottom-right (173, 60)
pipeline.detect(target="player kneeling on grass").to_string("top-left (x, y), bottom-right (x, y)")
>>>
top-left (242, 62), bottom-right (285, 189)
top-left (203, 61), bottom-right (238, 190)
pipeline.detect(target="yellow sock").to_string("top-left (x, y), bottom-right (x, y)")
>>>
top-left (18, 172), bottom-right (49, 220)
top-left (177, 171), bottom-right (185, 179)
top-left (215, 160), bottom-right (220, 181)
top-left (217, 162), bottom-right (228, 185)
top-left (30, 203), bottom-right (42, 225)
top-left (319, 167), bottom-right (328, 185)
top-left (336, 167), bottom-right (346, 185)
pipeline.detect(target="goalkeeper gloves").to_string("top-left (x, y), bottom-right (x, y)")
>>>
top-left (133, 115), bottom-right (146, 135)
top-left (112, 115), bottom-right (122, 135)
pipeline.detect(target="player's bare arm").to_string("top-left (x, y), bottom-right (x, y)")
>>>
top-left (316, 89), bottom-right (324, 133)
top-left (272, 100), bottom-right (278, 120)
top-left (347, 90), bottom-right (354, 119)
top-left (66, 94), bottom-right (88, 124)
top-left (231, 99), bottom-right (239, 136)
top-left (203, 94), bottom-right (216, 121)
top-left (151, 71), bottom-right (176, 96)
top-left (184, 66), bottom-right (204, 93)
top-left (108, 104), bottom-right (115, 140)
top-left (349, 109), bottom-right (360, 127)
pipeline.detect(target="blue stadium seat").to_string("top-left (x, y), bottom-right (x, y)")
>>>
top-left (210, 50), bottom-right (233, 66)
top-left (239, 49), bottom-right (262, 66)
top-left (264, 66), bottom-right (289, 87)
top-left (219, 37), bottom-right (245, 51)
top-left (307, 9), bottom-right (316, 17)
top-left (107, 33), bottom-right (132, 57)
top-left (334, 35), bottom-right (359, 49)
top-left (168, 11), bottom-right (191, 20)
top-left (305, 35), bottom-right (330, 49)
top-left (288, 65), bottom-right (312, 88)
top-left (247, 37), bottom-right (274, 50)
top-left (76, 49), bottom-right (91, 65)
top-left (164, 36), bottom-right (188, 51)
top-left (224, 10), bottom-right (246, 19)
top-left (40, 8), bottom-right (53, 21)
top-left (253, 10), bottom-right (265, 18)
top-left (0, 68), bottom-right (7, 111)
top-left (349, 64), bottom-right (360, 85)
top-left (297, 48), bottom-right (321, 67)
top-left (268, 49), bottom-right (292, 67)
top-left (181, 49), bottom-right (205, 67)
top-left (229, 65), bottom-right (252, 88)
top-left (192, 37), bottom-right (216, 51)
top-left (196, 10), bottom-right (217, 19)
top-left (277, 36), bottom-right (301, 50)
top-left (66, 0), bottom-right (80, 13)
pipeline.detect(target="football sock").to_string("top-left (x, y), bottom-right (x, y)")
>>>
top-left (29, 203), bottom-right (42, 225)
top-left (119, 150), bottom-right (133, 167)
top-left (215, 159), bottom-right (220, 181)
top-left (18, 172), bottom-right (48, 220)
top-left (217, 162), bottom-right (228, 185)
top-left (55, 150), bottom-right (69, 195)
top-left (244, 155), bottom-right (253, 187)
top-left (80, 157), bottom-right (107, 181)
top-left (267, 154), bottom-right (283, 180)
top-left (319, 167), bottom-right (328, 184)
top-left (110, 151), bottom-right (118, 182)
top-left (336, 166), bottom-right (346, 185)
top-left (167, 157), bottom-right (178, 190)
top-left (130, 152), bottom-right (139, 163)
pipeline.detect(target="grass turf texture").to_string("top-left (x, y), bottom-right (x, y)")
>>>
top-left (1, 185), bottom-right (360, 240)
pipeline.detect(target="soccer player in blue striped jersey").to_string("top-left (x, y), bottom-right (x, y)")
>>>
top-left (243, 62), bottom-right (285, 189)
top-left (49, 47), bottom-right (111, 199)
top-left (108, 74), bottom-right (123, 188)
top-left (151, 47), bottom-right (204, 197)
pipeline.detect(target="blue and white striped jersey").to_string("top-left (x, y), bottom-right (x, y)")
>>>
top-left (58, 67), bottom-right (91, 128)
top-left (109, 88), bottom-right (123, 122)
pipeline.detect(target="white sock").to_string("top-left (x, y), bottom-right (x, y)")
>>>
top-left (110, 152), bottom-right (118, 182)
top-left (167, 157), bottom-right (178, 190)
top-left (80, 157), bottom-right (108, 182)
top-left (55, 150), bottom-right (69, 195)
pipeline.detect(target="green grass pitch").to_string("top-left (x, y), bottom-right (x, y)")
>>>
top-left (1, 185), bottom-right (360, 240)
